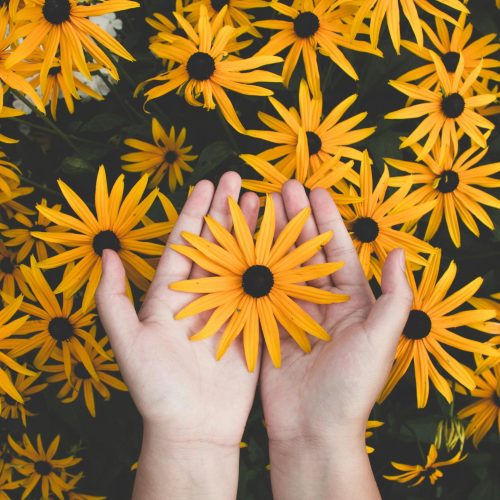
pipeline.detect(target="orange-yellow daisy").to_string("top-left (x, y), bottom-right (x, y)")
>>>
top-left (8, 433), bottom-right (81, 499)
top-left (42, 326), bottom-right (127, 417)
top-left (398, 13), bottom-right (500, 95)
top-left (1, 199), bottom-right (67, 263)
top-left (170, 194), bottom-right (348, 371)
top-left (0, 367), bottom-right (47, 426)
top-left (246, 79), bottom-right (375, 183)
top-left (121, 118), bottom-right (197, 191)
top-left (385, 136), bottom-right (500, 247)
top-left (141, 5), bottom-right (282, 133)
top-left (457, 355), bottom-right (500, 447)
top-left (378, 250), bottom-right (499, 408)
top-left (350, 0), bottom-right (468, 54)
top-left (3, 257), bottom-right (105, 383)
top-left (385, 54), bottom-right (497, 162)
top-left (0, 244), bottom-right (34, 299)
top-left (384, 443), bottom-right (467, 486)
top-left (5, 0), bottom-right (139, 95)
top-left (254, 0), bottom-right (380, 96)
top-left (339, 150), bottom-right (436, 279)
top-left (31, 165), bottom-right (173, 310)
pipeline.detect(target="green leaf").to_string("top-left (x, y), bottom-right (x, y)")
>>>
top-left (59, 155), bottom-right (96, 175)
top-left (80, 113), bottom-right (128, 133)
top-left (189, 141), bottom-right (235, 183)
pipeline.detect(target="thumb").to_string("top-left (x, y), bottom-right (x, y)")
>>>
top-left (364, 249), bottom-right (413, 356)
top-left (95, 249), bottom-right (141, 357)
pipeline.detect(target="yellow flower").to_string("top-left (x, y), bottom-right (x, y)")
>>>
top-left (0, 367), bottom-right (47, 427)
top-left (385, 54), bottom-right (496, 162)
top-left (398, 13), bottom-right (500, 96)
top-left (339, 150), bottom-right (436, 279)
top-left (254, 0), bottom-right (380, 96)
top-left (0, 295), bottom-right (36, 405)
top-left (121, 118), bottom-right (197, 191)
top-left (434, 415), bottom-right (465, 452)
top-left (8, 433), bottom-right (82, 499)
top-left (5, 0), bottom-right (139, 95)
top-left (378, 250), bottom-right (499, 408)
top-left (184, 0), bottom-right (268, 38)
top-left (384, 443), bottom-right (467, 486)
top-left (4, 257), bottom-right (105, 383)
top-left (1, 199), bottom-right (67, 262)
top-left (42, 326), bottom-right (128, 417)
top-left (240, 152), bottom-right (360, 207)
top-left (246, 79), bottom-right (375, 183)
top-left (468, 293), bottom-right (500, 336)
top-left (351, 0), bottom-right (468, 54)
top-left (0, 243), bottom-right (34, 299)
top-left (31, 165), bottom-right (173, 310)
top-left (0, 152), bottom-right (22, 197)
top-left (458, 355), bottom-right (500, 447)
top-left (385, 136), bottom-right (500, 247)
top-left (141, 5), bottom-right (282, 133)
top-left (170, 194), bottom-right (348, 371)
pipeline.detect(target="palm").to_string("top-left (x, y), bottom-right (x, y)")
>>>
top-left (259, 182), bottom-right (411, 443)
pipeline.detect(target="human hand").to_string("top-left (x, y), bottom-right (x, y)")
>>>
top-left (95, 172), bottom-right (261, 499)
top-left (260, 181), bottom-right (413, 500)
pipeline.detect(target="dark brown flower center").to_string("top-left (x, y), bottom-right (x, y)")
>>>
top-left (48, 66), bottom-right (61, 75)
top-left (48, 317), bottom-right (74, 342)
top-left (441, 51), bottom-right (460, 72)
top-left (187, 52), bottom-right (216, 81)
top-left (211, 0), bottom-right (228, 11)
top-left (403, 310), bottom-right (432, 339)
top-left (93, 230), bottom-right (121, 256)
top-left (242, 265), bottom-right (274, 298)
top-left (164, 150), bottom-right (178, 164)
top-left (293, 12), bottom-right (319, 38)
top-left (352, 217), bottom-right (379, 243)
top-left (437, 170), bottom-right (459, 193)
top-left (306, 131), bottom-right (322, 155)
top-left (74, 362), bottom-right (91, 380)
top-left (442, 93), bottom-right (465, 118)
top-left (35, 460), bottom-right (53, 475)
top-left (42, 0), bottom-right (71, 24)
top-left (0, 257), bottom-right (14, 274)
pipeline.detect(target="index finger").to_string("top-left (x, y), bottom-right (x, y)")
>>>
top-left (309, 187), bottom-right (372, 293)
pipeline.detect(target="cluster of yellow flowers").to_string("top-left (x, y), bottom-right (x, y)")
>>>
top-left (0, 0), bottom-right (498, 496)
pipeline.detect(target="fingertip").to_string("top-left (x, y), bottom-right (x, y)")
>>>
top-left (220, 170), bottom-right (242, 190)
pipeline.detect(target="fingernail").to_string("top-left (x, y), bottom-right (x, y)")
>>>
top-left (397, 248), bottom-right (406, 269)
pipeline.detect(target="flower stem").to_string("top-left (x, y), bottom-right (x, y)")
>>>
top-left (10, 90), bottom-right (83, 155)
top-left (20, 175), bottom-right (63, 199)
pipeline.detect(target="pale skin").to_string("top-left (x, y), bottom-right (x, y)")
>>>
top-left (95, 171), bottom-right (413, 500)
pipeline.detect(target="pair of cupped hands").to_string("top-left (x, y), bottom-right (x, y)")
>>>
top-left (95, 172), bottom-right (413, 499)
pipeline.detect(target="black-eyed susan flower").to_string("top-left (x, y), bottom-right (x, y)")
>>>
top-left (0, 442), bottom-right (19, 487)
top-left (0, 184), bottom-right (35, 219)
top-left (351, 0), bottom-right (468, 54)
top-left (0, 0), bottom-right (21, 25)
top-left (0, 16), bottom-right (45, 114)
top-left (31, 165), bottom-right (173, 310)
top-left (0, 295), bottom-right (36, 407)
top-left (184, 0), bottom-right (268, 37)
top-left (246, 79), bottom-right (375, 182)
top-left (240, 152), bottom-right (360, 207)
top-left (5, 0), bottom-right (139, 96)
top-left (4, 257), bottom-right (107, 383)
top-left (386, 54), bottom-right (496, 162)
top-left (141, 5), bottom-right (282, 133)
top-left (0, 153), bottom-right (22, 197)
top-left (468, 293), bottom-right (500, 336)
top-left (0, 368), bottom-right (47, 426)
top-left (434, 415), bottom-right (466, 452)
top-left (42, 326), bottom-right (127, 417)
top-left (339, 150), bottom-right (436, 279)
top-left (57, 471), bottom-right (105, 500)
top-left (254, 0), bottom-right (380, 96)
top-left (0, 244), bottom-right (34, 298)
top-left (398, 13), bottom-right (500, 95)
top-left (385, 136), bottom-right (500, 247)
top-left (8, 433), bottom-right (81, 499)
top-left (365, 420), bottom-right (383, 454)
top-left (457, 356), bottom-right (500, 447)
top-left (170, 194), bottom-right (348, 371)
top-left (383, 443), bottom-right (467, 486)
top-left (121, 118), bottom-right (197, 191)
top-left (1, 199), bottom-right (67, 263)
top-left (378, 250), bottom-right (499, 408)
